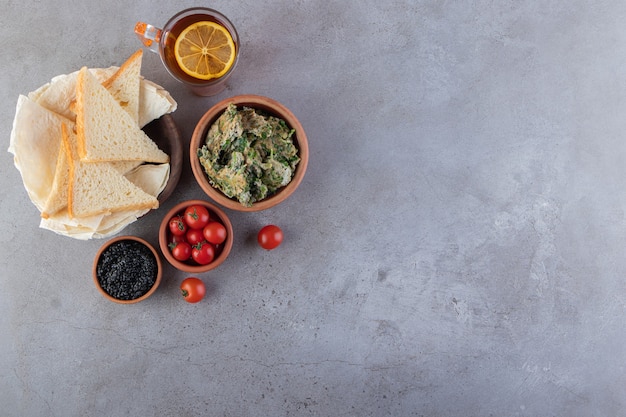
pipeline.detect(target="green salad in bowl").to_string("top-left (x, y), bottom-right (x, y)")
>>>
top-left (197, 103), bottom-right (300, 207)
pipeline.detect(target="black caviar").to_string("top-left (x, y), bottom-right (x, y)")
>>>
top-left (96, 240), bottom-right (158, 300)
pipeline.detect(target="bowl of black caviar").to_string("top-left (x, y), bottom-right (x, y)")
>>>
top-left (93, 236), bottom-right (162, 304)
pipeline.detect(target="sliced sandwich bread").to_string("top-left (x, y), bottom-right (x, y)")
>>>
top-left (30, 64), bottom-right (176, 127)
top-left (75, 66), bottom-right (169, 163)
top-left (41, 140), bottom-right (70, 219)
top-left (102, 49), bottom-right (142, 124)
top-left (62, 123), bottom-right (159, 218)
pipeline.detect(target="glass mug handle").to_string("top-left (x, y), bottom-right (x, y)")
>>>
top-left (134, 22), bottom-right (162, 53)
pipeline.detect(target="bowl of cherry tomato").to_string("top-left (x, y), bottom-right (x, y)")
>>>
top-left (158, 200), bottom-right (233, 273)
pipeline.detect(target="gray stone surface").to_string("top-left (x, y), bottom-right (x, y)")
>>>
top-left (2, 0), bottom-right (626, 415)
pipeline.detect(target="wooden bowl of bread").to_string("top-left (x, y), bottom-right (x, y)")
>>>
top-left (8, 50), bottom-right (180, 239)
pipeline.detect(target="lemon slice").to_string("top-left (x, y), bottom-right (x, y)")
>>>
top-left (174, 21), bottom-right (236, 80)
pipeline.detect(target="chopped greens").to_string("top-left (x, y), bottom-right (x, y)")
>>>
top-left (198, 103), bottom-right (300, 207)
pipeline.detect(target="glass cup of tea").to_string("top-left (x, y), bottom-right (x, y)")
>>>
top-left (135, 7), bottom-right (240, 96)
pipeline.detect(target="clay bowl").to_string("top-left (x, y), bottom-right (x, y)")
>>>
top-left (190, 95), bottom-right (309, 211)
top-left (158, 199), bottom-right (234, 273)
top-left (93, 236), bottom-right (162, 304)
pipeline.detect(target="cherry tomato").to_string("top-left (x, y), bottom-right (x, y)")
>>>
top-left (192, 242), bottom-right (215, 265)
top-left (184, 205), bottom-right (210, 229)
top-left (186, 228), bottom-right (205, 246)
top-left (168, 215), bottom-right (187, 236)
top-left (170, 241), bottom-right (192, 261)
top-left (258, 225), bottom-right (283, 250)
top-left (203, 221), bottom-right (227, 245)
top-left (170, 234), bottom-right (187, 245)
top-left (180, 277), bottom-right (206, 303)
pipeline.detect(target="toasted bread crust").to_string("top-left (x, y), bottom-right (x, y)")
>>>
top-left (102, 50), bottom-right (143, 123)
top-left (63, 123), bottom-right (159, 219)
top-left (102, 50), bottom-right (143, 89)
top-left (74, 68), bottom-right (88, 161)
top-left (61, 124), bottom-right (78, 218)
top-left (75, 67), bottom-right (169, 163)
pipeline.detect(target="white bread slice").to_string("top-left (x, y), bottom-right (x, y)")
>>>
top-left (30, 64), bottom-right (176, 127)
top-left (42, 159), bottom-right (159, 219)
top-left (102, 50), bottom-right (142, 124)
top-left (61, 124), bottom-right (159, 218)
top-left (110, 160), bottom-right (143, 175)
top-left (41, 141), bottom-right (70, 219)
top-left (40, 159), bottom-right (142, 219)
top-left (29, 68), bottom-right (117, 121)
top-left (75, 67), bottom-right (169, 163)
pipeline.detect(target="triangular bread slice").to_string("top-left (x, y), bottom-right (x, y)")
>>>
top-left (75, 67), bottom-right (169, 163)
top-left (102, 50), bottom-right (143, 124)
top-left (110, 160), bottom-right (144, 175)
top-left (41, 153), bottom-right (143, 219)
top-left (41, 140), bottom-right (70, 219)
top-left (29, 64), bottom-right (176, 127)
top-left (28, 68), bottom-right (117, 121)
top-left (61, 124), bottom-right (159, 218)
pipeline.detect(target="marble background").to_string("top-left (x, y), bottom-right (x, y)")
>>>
top-left (1, 0), bottom-right (626, 415)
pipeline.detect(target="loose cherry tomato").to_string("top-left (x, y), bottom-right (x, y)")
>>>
top-left (168, 215), bottom-right (188, 236)
top-left (184, 205), bottom-right (210, 229)
top-left (170, 241), bottom-right (192, 261)
top-left (191, 242), bottom-right (215, 265)
top-left (186, 228), bottom-right (205, 246)
top-left (257, 225), bottom-right (283, 250)
top-left (203, 221), bottom-right (227, 245)
top-left (180, 277), bottom-right (206, 303)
